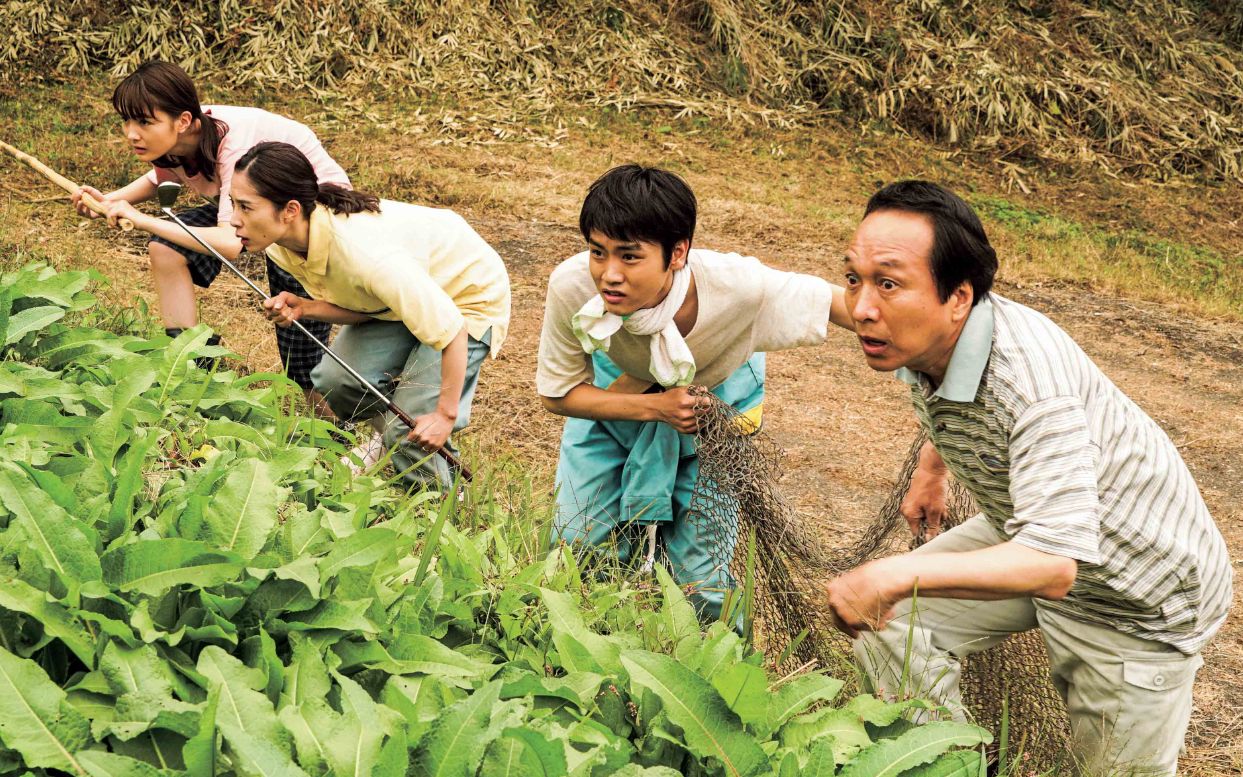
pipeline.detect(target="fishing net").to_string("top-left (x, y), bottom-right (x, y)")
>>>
top-left (687, 389), bottom-right (1069, 764)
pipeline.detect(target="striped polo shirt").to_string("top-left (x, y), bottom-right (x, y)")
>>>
top-left (898, 294), bottom-right (1232, 654)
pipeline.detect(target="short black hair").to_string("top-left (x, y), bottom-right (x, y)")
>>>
top-left (865, 181), bottom-right (997, 306)
top-left (579, 164), bottom-right (697, 267)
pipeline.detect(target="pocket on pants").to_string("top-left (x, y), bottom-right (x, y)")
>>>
top-left (1121, 652), bottom-right (1202, 692)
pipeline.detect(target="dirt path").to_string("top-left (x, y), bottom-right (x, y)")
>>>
top-left (2, 176), bottom-right (1239, 777)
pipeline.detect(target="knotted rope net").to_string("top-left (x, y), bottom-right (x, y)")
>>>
top-left (688, 389), bottom-right (1069, 766)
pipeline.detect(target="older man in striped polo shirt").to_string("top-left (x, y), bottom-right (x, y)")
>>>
top-left (825, 181), bottom-right (1232, 776)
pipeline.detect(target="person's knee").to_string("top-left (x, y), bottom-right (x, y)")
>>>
top-left (148, 241), bottom-right (187, 272)
top-left (310, 359), bottom-right (367, 417)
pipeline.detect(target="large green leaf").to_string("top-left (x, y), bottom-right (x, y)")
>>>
top-left (381, 675), bottom-right (458, 746)
top-left (101, 539), bottom-right (244, 596)
top-left (762, 673), bottom-right (844, 736)
top-left (201, 459), bottom-right (276, 559)
top-left (337, 635), bottom-right (496, 680)
top-left (411, 680), bottom-right (503, 777)
top-left (710, 662), bottom-right (768, 728)
top-left (482, 727), bottom-right (569, 777)
top-left (540, 588), bottom-right (620, 674)
top-left (321, 670), bottom-right (386, 777)
top-left (318, 525), bottom-right (405, 585)
top-left (0, 577), bottom-right (96, 665)
top-left (621, 650), bottom-right (768, 777)
top-left (4, 305), bottom-right (65, 345)
top-left (0, 646), bottom-right (90, 774)
top-left (0, 468), bottom-right (102, 586)
top-left (279, 634), bottom-right (331, 709)
top-left (900, 750), bottom-right (985, 777)
top-left (154, 326), bottom-right (214, 406)
top-left (77, 750), bottom-right (171, 777)
top-left (838, 721), bottom-right (991, 777)
top-left (181, 686), bottom-right (217, 775)
top-left (197, 646), bottom-right (298, 774)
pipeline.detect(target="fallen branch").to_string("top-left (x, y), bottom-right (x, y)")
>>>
top-left (0, 139), bottom-right (133, 230)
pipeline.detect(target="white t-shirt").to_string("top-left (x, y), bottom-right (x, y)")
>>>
top-left (537, 248), bottom-right (833, 397)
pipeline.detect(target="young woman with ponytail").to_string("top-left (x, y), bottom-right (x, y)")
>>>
top-left (230, 142), bottom-right (511, 490)
top-left (69, 60), bottom-right (348, 398)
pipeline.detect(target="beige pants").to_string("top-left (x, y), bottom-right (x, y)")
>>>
top-left (854, 515), bottom-right (1203, 776)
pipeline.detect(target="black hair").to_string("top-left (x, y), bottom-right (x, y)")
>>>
top-left (579, 164), bottom-right (696, 267)
top-left (865, 180), bottom-right (997, 306)
top-left (234, 142), bottom-right (379, 217)
top-left (112, 60), bottom-right (228, 182)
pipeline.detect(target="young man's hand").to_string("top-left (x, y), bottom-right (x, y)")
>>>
top-left (902, 440), bottom-right (949, 540)
top-left (262, 292), bottom-right (309, 328)
top-left (824, 558), bottom-right (906, 638)
top-left (407, 410), bottom-right (455, 451)
top-left (652, 386), bottom-right (706, 434)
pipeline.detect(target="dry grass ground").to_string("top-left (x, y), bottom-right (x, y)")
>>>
top-left (2, 82), bottom-right (1241, 774)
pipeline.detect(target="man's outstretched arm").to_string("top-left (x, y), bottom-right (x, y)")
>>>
top-left (825, 541), bottom-right (1077, 637)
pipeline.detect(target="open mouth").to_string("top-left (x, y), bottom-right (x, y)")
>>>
top-left (858, 335), bottom-right (889, 356)
top-left (600, 290), bottom-right (626, 304)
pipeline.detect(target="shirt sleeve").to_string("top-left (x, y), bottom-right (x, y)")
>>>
top-left (360, 253), bottom-right (466, 351)
top-left (1005, 395), bottom-right (1102, 564)
top-left (535, 279), bottom-right (593, 398)
top-left (751, 266), bottom-right (833, 352)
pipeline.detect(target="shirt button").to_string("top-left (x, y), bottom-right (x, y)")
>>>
top-left (1153, 675), bottom-right (1165, 687)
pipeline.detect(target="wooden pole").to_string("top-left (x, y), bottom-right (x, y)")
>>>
top-left (0, 140), bottom-right (134, 231)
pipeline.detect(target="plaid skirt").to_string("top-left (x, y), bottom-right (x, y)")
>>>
top-left (150, 203), bottom-right (330, 388)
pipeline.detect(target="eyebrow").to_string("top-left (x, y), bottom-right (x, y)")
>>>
top-left (588, 239), bottom-right (642, 251)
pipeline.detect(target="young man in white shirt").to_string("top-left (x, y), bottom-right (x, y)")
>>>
top-left (537, 164), bottom-right (853, 619)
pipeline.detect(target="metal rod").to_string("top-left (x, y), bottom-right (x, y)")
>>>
top-left (157, 194), bottom-right (471, 481)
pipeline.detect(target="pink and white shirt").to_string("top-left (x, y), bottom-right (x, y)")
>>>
top-left (144, 105), bottom-right (350, 224)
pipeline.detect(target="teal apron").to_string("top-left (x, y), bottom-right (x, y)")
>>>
top-left (552, 351), bottom-right (765, 621)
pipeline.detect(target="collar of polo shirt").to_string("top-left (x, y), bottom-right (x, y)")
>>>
top-left (285, 205), bottom-right (335, 277)
top-left (896, 295), bottom-right (996, 402)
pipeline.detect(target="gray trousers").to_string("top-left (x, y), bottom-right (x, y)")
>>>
top-left (311, 319), bottom-right (490, 490)
top-left (854, 515), bottom-right (1203, 776)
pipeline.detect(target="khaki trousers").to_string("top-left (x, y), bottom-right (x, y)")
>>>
top-left (854, 515), bottom-right (1203, 776)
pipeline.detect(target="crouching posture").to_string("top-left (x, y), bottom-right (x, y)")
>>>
top-left (75, 60), bottom-right (348, 399)
top-left (230, 142), bottom-right (511, 490)
top-left (538, 164), bottom-right (852, 620)
top-left (825, 181), bottom-right (1232, 776)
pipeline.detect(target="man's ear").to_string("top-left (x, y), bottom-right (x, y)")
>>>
top-left (949, 280), bottom-right (974, 322)
top-left (668, 239), bottom-right (691, 270)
